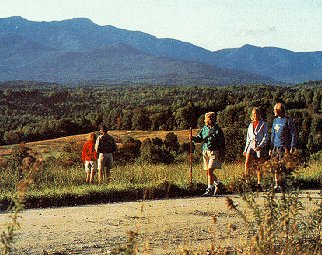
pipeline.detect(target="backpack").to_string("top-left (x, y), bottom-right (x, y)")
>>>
top-left (97, 134), bottom-right (117, 153)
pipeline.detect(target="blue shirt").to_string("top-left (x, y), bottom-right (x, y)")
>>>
top-left (271, 117), bottom-right (297, 148)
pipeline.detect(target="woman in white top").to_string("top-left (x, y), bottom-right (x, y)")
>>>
top-left (243, 107), bottom-right (268, 190)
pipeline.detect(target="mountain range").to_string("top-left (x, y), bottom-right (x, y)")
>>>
top-left (0, 16), bottom-right (321, 85)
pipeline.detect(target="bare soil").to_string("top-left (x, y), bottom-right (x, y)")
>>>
top-left (1, 190), bottom-right (320, 255)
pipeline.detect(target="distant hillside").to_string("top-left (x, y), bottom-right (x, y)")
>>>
top-left (0, 16), bottom-right (321, 84)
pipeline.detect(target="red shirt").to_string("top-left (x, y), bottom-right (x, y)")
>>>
top-left (253, 120), bottom-right (259, 130)
top-left (82, 141), bottom-right (98, 162)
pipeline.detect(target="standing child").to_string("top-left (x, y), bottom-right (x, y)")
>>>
top-left (190, 112), bottom-right (225, 196)
top-left (82, 132), bottom-right (98, 184)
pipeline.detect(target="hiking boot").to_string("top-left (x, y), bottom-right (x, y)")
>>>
top-left (273, 185), bottom-right (282, 192)
top-left (213, 182), bottom-right (223, 196)
top-left (256, 184), bottom-right (263, 192)
top-left (213, 185), bottom-right (219, 196)
top-left (203, 188), bottom-right (213, 196)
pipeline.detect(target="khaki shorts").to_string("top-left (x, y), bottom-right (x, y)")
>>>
top-left (97, 153), bottom-right (113, 170)
top-left (84, 161), bottom-right (97, 173)
top-left (203, 150), bottom-right (222, 170)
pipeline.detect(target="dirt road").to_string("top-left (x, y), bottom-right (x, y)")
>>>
top-left (1, 191), bottom-right (320, 255)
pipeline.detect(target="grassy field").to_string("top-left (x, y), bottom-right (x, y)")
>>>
top-left (0, 131), bottom-right (321, 255)
top-left (0, 130), bottom-right (321, 209)
top-left (0, 129), bottom-right (193, 158)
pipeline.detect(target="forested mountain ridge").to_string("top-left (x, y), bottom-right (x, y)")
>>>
top-left (0, 81), bottom-right (321, 161)
top-left (0, 16), bottom-right (321, 84)
top-left (212, 44), bottom-right (322, 83)
top-left (0, 40), bottom-right (269, 85)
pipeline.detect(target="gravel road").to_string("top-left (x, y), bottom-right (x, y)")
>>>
top-left (1, 190), bottom-right (320, 255)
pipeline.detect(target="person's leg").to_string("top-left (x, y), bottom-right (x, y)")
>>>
top-left (86, 172), bottom-right (90, 183)
top-left (203, 168), bottom-right (213, 196)
top-left (208, 168), bottom-right (214, 186)
top-left (85, 161), bottom-right (90, 183)
top-left (256, 167), bottom-right (261, 185)
top-left (244, 152), bottom-right (251, 181)
top-left (90, 161), bottom-right (97, 183)
top-left (271, 147), bottom-right (279, 188)
top-left (104, 153), bottom-right (113, 183)
top-left (97, 154), bottom-right (104, 184)
top-left (212, 170), bottom-right (222, 195)
top-left (89, 171), bottom-right (94, 183)
top-left (255, 159), bottom-right (264, 191)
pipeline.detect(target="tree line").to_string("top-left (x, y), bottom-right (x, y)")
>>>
top-left (0, 81), bottom-right (321, 161)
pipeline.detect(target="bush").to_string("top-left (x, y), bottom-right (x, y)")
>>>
top-left (139, 138), bottom-right (174, 164)
top-left (223, 127), bottom-right (246, 162)
top-left (114, 136), bottom-right (142, 165)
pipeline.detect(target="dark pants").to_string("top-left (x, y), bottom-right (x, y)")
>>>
top-left (271, 146), bottom-right (289, 160)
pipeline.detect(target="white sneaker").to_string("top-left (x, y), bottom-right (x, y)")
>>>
top-left (273, 185), bottom-right (281, 192)
top-left (213, 185), bottom-right (219, 196)
top-left (203, 188), bottom-right (213, 196)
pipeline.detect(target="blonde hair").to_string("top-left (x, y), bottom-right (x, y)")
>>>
top-left (274, 103), bottom-right (286, 117)
top-left (205, 112), bottom-right (216, 125)
top-left (88, 132), bottom-right (96, 142)
top-left (250, 107), bottom-right (262, 121)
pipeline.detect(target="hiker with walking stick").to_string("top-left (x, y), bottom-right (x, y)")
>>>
top-left (190, 112), bottom-right (225, 196)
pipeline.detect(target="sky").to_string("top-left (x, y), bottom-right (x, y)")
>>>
top-left (1, 0), bottom-right (321, 52)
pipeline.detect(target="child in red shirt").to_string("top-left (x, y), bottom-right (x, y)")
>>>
top-left (82, 132), bottom-right (98, 183)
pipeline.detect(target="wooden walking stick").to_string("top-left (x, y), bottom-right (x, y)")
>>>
top-left (189, 127), bottom-right (193, 186)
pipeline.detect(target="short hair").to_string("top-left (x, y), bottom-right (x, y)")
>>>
top-left (274, 103), bottom-right (286, 117)
top-left (88, 132), bottom-right (96, 142)
top-left (205, 112), bottom-right (216, 121)
top-left (99, 125), bottom-right (108, 133)
top-left (251, 107), bottom-right (262, 121)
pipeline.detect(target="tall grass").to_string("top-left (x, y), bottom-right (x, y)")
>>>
top-left (1, 144), bottom-right (321, 254)
top-left (0, 143), bottom-right (321, 203)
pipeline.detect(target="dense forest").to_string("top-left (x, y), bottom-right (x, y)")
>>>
top-left (0, 81), bottom-right (321, 160)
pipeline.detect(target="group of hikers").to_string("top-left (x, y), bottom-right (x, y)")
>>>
top-left (81, 125), bottom-right (117, 184)
top-left (190, 102), bottom-right (297, 196)
top-left (81, 102), bottom-right (297, 196)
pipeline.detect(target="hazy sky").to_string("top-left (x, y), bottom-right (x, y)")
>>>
top-left (1, 0), bottom-right (321, 52)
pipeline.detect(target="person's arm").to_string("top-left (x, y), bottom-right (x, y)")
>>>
top-left (270, 120), bottom-right (275, 149)
top-left (110, 136), bottom-right (117, 152)
top-left (288, 118), bottom-right (297, 151)
top-left (257, 122), bottom-right (269, 149)
top-left (82, 144), bottom-right (86, 162)
top-left (95, 137), bottom-right (100, 152)
top-left (269, 120), bottom-right (275, 156)
top-left (191, 128), bottom-right (204, 143)
top-left (244, 124), bottom-right (251, 153)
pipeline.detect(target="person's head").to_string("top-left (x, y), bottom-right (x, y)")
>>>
top-left (251, 107), bottom-right (262, 121)
top-left (273, 103), bottom-right (286, 117)
top-left (204, 112), bottom-right (216, 126)
top-left (99, 125), bottom-right (108, 135)
top-left (88, 132), bottom-right (96, 142)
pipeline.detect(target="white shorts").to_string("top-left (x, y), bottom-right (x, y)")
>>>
top-left (202, 150), bottom-right (222, 170)
top-left (84, 161), bottom-right (97, 173)
top-left (97, 153), bottom-right (113, 170)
